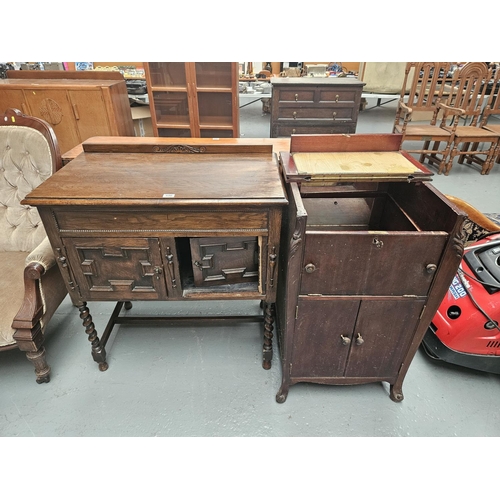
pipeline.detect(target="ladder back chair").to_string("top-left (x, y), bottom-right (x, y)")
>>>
top-left (392, 62), bottom-right (454, 174)
top-left (421, 62), bottom-right (495, 175)
top-left (460, 64), bottom-right (500, 174)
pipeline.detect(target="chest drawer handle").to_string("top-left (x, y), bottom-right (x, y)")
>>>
top-left (340, 335), bottom-right (351, 346)
top-left (356, 333), bottom-right (364, 346)
top-left (304, 263), bottom-right (316, 273)
top-left (293, 111), bottom-right (297, 119)
top-left (335, 94), bottom-right (339, 103)
top-left (295, 93), bottom-right (298, 102)
top-left (332, 111), bottom-right (337, 120)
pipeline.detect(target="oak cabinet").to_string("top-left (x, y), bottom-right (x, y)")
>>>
top-left (24, 139), bottom-right (286, 372)
top-left (0, 78), bottom-right (134, 155)
top-left (144, 62), bottom-right (239, 138)
top-left (275, 134), bottom-right (465, 403)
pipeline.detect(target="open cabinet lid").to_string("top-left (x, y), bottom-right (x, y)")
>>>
top-left (280, 151), bottom-right (433, 183)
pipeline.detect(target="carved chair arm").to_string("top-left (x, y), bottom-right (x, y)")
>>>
top-left (26, 237), bottom-right (56, 271)
top-left (438, 102), bottom-right (466, 116)
top-left (399, 101), bottom-right (413, 120)
top-left (12, 237), bottom-right (55, 337)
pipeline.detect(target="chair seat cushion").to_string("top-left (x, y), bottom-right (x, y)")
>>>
top-left (0, 251), bottom-right (29, 346)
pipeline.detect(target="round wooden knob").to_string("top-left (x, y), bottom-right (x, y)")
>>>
top-left (305, 263), bottom-right (316, 273)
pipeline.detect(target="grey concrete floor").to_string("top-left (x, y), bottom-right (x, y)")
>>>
top-left (2, 97), bottom-right (499, 496)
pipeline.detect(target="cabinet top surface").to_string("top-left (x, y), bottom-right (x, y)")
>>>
top-left (271, 77), bottom-right (364, 86)
top-left (0, 79), bottom-right (124, 88)
top-left (24, 152), bottom-right (288, 207)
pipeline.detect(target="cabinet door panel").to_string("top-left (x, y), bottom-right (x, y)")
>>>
top-left (345, 299), bottom-right (425, 378)
top-left (190, 236), bottom-right (259, 287)
top-left (24, 89), bottom-right (80, 154)
top-left (291, 297), bottom-right (360, 378)
top-left (63, 237), bottom-right (168, 301)
top-left (68, 90), bottom-right (110, 141)
top-left (301, 232), bottom-right (446, 296)
top-left (0, 89), bottom-right (27, 114)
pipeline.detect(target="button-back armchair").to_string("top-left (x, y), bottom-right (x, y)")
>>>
top-left (0, 108), bottom-right (67, 383)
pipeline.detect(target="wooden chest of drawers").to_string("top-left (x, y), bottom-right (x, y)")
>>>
top-left (275, 134), bottom-right (465, 403)
top-left (270, 77), bottom-right (365, 137)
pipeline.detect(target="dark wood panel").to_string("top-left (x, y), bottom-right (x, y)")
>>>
top-left (63, 237), bottom-right (168, 301)
top-left (190, 236), bottom-right (259, 286)
top-left (25, 153), bottom-right (287, 205)
top-left (300, 231), bottom-right (447, 296)
top-left (53, 208), bottom-right (268, 232)
top-left (277, 106), bottom-right (355, 120)
top-left (345, 299), bottom-right (425, 378)
top-left (291, 297), bottom-right (360, 378)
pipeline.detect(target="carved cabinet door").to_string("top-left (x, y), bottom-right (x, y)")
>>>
top-left (63, 237), bottom-right (168, 301)
top-left (23, 89), bottom-right (81, 154)
top-left (190, 236), bottom-right (260, 287)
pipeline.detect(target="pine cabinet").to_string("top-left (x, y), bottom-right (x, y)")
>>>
top-left (144, 62), bottom-right (239, 138)
top-left (0, 78), bottom-right (134, 154)
top-left (275, 134), bottom-right (465, 403)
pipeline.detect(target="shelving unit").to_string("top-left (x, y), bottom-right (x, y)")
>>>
top-left (144, 62), bottom-right (239, 138)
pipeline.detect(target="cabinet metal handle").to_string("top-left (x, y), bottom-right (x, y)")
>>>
top-left (295, 93), bottom-right (298, 102)
top-left (292, 128), bottom-right (296, 134)
top-left (332, 111), bottom-right (337, 120)
top-left (166, 246), bottom-right (177, 288)
top-left (305, 263), bottom-right (316, 273)
top-left (356, 333), bottom-right (364, 346)
top-left (340, 335), bottom-right (351, 346)
top-left (293, 111), bottom-right (297, 119)
top-left (335, 94), bottom-right (339, 103)
top-left (154, 266), bottom-right (163, 279)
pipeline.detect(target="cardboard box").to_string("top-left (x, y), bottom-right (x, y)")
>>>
top-left (131, 106), bottom-right (153, 137)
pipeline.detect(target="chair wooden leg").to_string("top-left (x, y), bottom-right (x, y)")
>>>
top-left (458, 141), bottom-right (471, 164)
top-left (443, 142), bottom-right (457, 175)
top-left (26, 346), bottom-right (51, 383)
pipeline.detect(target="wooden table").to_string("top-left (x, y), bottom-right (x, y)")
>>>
top-left (25, 138), bottom-right (288, 372)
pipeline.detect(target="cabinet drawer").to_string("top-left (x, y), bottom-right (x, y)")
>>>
top-left (277, 106), bottom-right (355, 121)
top-left (318, 88), bottom-right (359, 103)
top-left (276, 88), bottom-right (315, 103)
top-left (300, 231), bottom-right (447, 296)
top-left (53, 208), bottom-right (268, 234)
